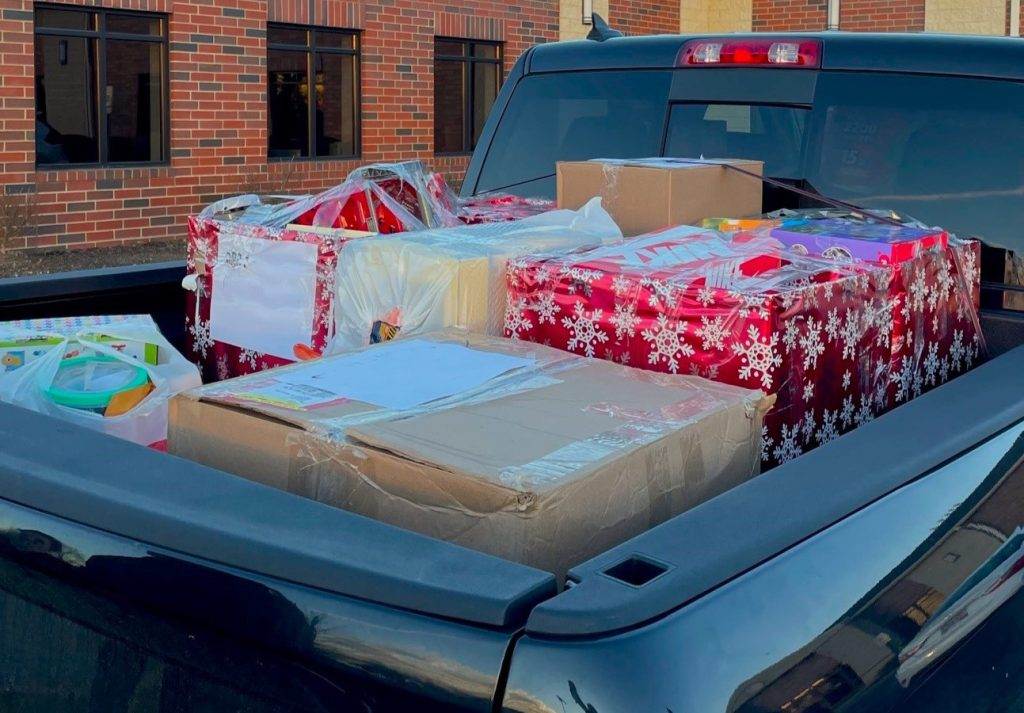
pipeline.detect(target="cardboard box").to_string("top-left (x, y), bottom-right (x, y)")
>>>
top-left (557, 158), bottom-right (764, 237)
top-left (169, 334), bottom-right (770, 579)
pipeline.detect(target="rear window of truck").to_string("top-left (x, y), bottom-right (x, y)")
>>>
top-left (479, 68), bottom-right (1024, 252)
top-left (475, 70), bottom-right (672, 196)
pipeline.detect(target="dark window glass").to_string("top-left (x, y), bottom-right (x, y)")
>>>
top-left (315, 53), bottom-right (357, 157)
top-left (267, 24), bottom-right (359, 159)
top-left (665, 103), bottom-right (809, 179)
top-left (105, 40), bottom-right (164, 162)
top-left (475, 70), bottom-right (671, 196)
top-left (316, 30), bottom-right (355, 50)
top-left (433, 39), bottom-right (501, 154)
top-left (434, 59), bottom-right (465, 153)
top-left (473, 43), bottom-right (498, 59)
top-left (34, 35), bottom-right (100, 165)
top-left (472, 61), bottom-right (498, 144)
top-left (106, 13), bottom-right (162, 36)
top-left (35, 8), bottom-right (94, 30)
top-left (435, 40), bottom-right (465, 57)
top-left (34, 7), bottom-right (166, 166)
top-left (268, 25), bottom-right (308, 46)
top-left (268, 49), bottom-right (310, 158)
top-left (805, 72), bottom-right (1024, 249)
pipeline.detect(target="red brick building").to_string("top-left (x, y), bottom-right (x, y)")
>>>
top-left (0, 0), bottom-right (1018, 252)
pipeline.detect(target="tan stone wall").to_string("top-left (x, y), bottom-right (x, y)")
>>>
top-left (924, 0), bottom-right (1006, 34)
top-left (681, 0), bottom-right (753, 32)
top-left (560, 0), bottom-right (611, 39)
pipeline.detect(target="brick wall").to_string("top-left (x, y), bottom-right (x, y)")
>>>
top-left (752, 0), bottom-right (826, 30)
top-left (609, 0), bottom-right (679, 35)
top-left (0, 0), bottom-right (558, 251)
top-left (841, 0), bottom-right (925, 31)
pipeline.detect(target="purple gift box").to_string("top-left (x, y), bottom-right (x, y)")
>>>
top-left (769, 219), bottom-right (948, 264)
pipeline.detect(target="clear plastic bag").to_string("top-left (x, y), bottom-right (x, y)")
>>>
top-left (0, 316), bottom-right (200, 446)
top-left (329, 197), bottom-right (622, 352)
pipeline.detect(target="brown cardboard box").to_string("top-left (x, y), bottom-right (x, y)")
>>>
top-left (169, 333), bottom-right (771, 579)
top-left (557, 158), bottom-right (764, 237)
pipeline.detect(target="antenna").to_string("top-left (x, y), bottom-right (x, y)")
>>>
top-left (586, 13), bottom-right (623, 41)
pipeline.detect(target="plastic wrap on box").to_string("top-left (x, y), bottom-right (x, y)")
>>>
top-left (206, 161), bottom-right (449, 233)
top-left (458, 193), bottom-right (556, 224)
top-left (329, 198), bottom-right (622, 352)
top-left (169, 332), bottom-right (771, 579)
top-left (0, 315), bottom-right (200, 447)
top-left (185, 162), bottom-right (556, 381)
top-left (184, 214), bottom-right (363, 382)
top-left (739, 218), bottom-right (984, 411)
top-left (507, 222), bottom-right (983, 468)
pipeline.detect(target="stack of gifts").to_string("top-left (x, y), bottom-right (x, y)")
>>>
top-left (184, 162), bottom-right (449, 381)
top-left (184, 161), bottom-right (551, 382)
top-left (505, 220), bottom-right (983, 468)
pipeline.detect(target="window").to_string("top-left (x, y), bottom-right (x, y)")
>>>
top-left (434, 39), bottom-right (502, 154)
top-left (267, 25), bottom-right (359, 159)
top-left (34, 6), bottom-right (167, 166)
top-left (474, 70), bottom-right (671, 196)
top-left (665, 103), bottom-right (809, 179)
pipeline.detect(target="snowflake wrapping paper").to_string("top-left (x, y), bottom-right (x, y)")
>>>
top-left (184, 216), bottom-right (350, 382)
top-left (859, 236), bottom-right (982, 411)
top-left (505, 224), bottom-right (983, 469)
top-left (742, 219), bottom-right (983, 415)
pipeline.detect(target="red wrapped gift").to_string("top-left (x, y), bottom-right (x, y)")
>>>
top-left (185, 162), bottom-right (559, 382)
top-left (184, 217), bottom-right (352, 382)
top-left (458, 194), bottom-right (556, 224)
top-left (287, 160), bottom-right (463, 232)
top-left (737, 218), bottom-right (983, 412)
top-left (506, 225), bottom-right (894, 468)
top-left (882, 237), bottom-right (983, 410)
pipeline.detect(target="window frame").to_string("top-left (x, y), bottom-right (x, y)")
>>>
top-left (433, 37), bottom-right (503, 156)
top-left (33, 4), bottom-right (170, 169)
top-left (266, 23), bottom-right (361, 162)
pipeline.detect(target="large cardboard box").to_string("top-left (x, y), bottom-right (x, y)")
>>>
top-left (557, 158), bottom-right (764, 237)
top-left (169, 334), bottom-right (770, 579)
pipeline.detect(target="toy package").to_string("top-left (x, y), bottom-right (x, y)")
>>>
top-left (768, 219), bottom-right (948, 264)
top-left (0, 315), bottom-right (200, 447)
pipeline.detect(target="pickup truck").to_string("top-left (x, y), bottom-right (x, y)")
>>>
top-left (1, 29), bottom-right (1024, 712)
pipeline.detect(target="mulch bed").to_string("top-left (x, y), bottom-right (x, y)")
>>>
top-left (0, 238), bottom-right (186, 278)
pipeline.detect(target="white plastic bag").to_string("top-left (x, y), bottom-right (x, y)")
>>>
top-left (0, 316), bottom-right (200, 446)
top-left (329, 197), bottom-right (623, 352)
